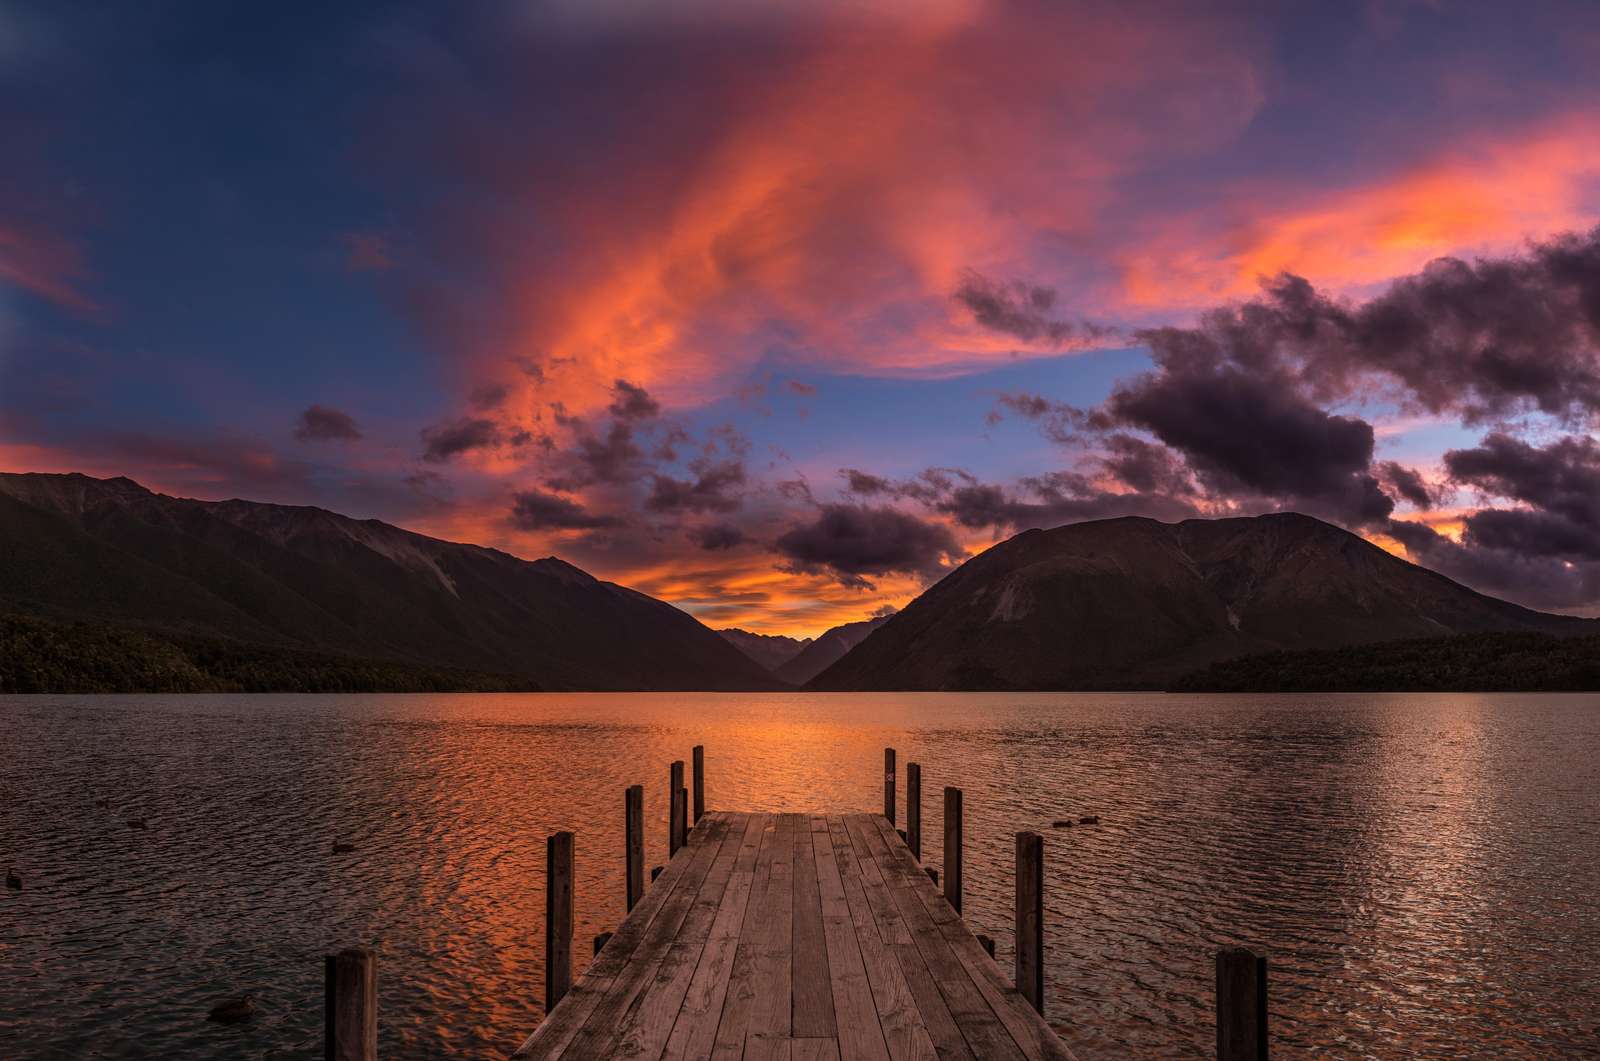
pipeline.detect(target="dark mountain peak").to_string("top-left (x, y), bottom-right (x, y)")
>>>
top-left (0, 471), bottom-right (777, 691)
top-left (775, 613), bottom-right (892, 686)
top-left (809, 510), bottom-right (1592, 691)
top-left (718, 628), bottom-right (812, 673)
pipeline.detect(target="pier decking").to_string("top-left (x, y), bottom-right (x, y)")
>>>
top-left (512, 811), bottom-right (1074, 1061)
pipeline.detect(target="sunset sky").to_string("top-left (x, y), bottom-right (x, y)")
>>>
top-left (5, 0), bottom-right (1600, 635)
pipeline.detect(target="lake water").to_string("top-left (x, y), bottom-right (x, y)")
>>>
top-left (2, 693), bottom-right (1598, 1059)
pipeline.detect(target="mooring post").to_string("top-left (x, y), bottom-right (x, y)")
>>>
top-left (906, 761), bottom-right (922, 861)
top-left (625, 784), bottom-right (644, 911)
top-left (943, 786), bottom-right (963, 914)
top-left (669, 760), bottom-right (686, 856)
top-left (884, 747), bottom-right (896, 825)
top-left (692, 745), bottom-right (705, 823)
top-left (546, 831), bottom-right (574, 1010)
top-left (1016, 830), bottom-right (1044, 1015)
top-left (324, 947), bottom-right (377, 1061)
top-left (1216, 947), bottom-right (1269, 1061)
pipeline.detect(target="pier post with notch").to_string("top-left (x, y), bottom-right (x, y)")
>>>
top-left (669, 760), bottom-right (686, 855)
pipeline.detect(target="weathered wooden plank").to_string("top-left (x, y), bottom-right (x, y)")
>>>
top-left (662, 813), bottom-right (767, 1061)
top-left (853, 816), bottom-right (1028, 1061)
top-left (615, 813), bottom-right (753, 1059)
top-left (813, 817), bottom-right (892, 1061)
top-left (794, 816), bottom-right (838, 1038)
top-left (512, 813), bottom-right (714, 1059)
top-left (710, 814), bottom-right (782, 1060)
top-left (867, 817), bottom-right (1074, 1061)
top-left (746, 813), bottom-right (798, 1051)
top-left (840, 817), bottom-right (975, 1061)
top-left (836, 815), bottom-right (912, 947)
top-left (792, 1038), bottom-right (843, 1061)
top-left (555, 815), bottom-right (734, 1059)
top-left (826, 817), bottom-right (936, 1061)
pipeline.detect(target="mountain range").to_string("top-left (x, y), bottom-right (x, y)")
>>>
top-left (3, 473), bottom-right (1595, 693)
top-left (0, 473), bottom-right (773, 691)
top-left (807, 512), bottom-right (1593, 690)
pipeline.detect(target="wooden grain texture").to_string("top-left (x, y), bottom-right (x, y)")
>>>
top-left (693, 745), bottom-right (706, 823)
top-left (324, 947), bottom-right (376, 1061)
top-left (1216, 948), bottom-right (1269, 1061)
top-left (514, 812), bottom-right (1073, 1061)
top-left (546, 831), bottom-right (574, 1010)
top-left (626, 785), bottom-right (645, 912)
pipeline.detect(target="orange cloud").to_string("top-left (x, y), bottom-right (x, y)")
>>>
top-left (414, 3), bottom-right (1266, 420)
top-left (1122, 115), bottom-right (1600, 309)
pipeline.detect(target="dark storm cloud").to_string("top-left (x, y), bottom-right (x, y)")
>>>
top-left (841, 468), bottom-right (893, 495)
top-left (1438, 433), bottom-right (1600, 561)
top-left (1385, 518), bottom-right (1600, 610)
top-left (775, 503), bottom-right (963, 590)
top-left (420, 417), bottom-right (500, 462)
top-left (469, 382), bottom-right (510, 410)
top-left (1377, 461), bottom-right (1436, 510)
top-left (545, 422), bottom-right (646, 489)
top-left (692, 523), bottom-right (746, 551)
top-left (1444, 433), bottom-right (1600, 529)
top-left (1134, 228), bottom-right (1600, 425)
top-left (954, 271), bottom-right (1115, 346)
top-left (509, 488), bottom-right (619, 530)
top-left (1105, 364), bottom-right (1393, 524)
top-left (608, 379), bottom-right (661, 421)
top-left (1099, 434), bottom-right (1196, 497)
top-left (934, 474), bottom-right (1197, 532)
top-left (293, 404), bottom-right (362, 443)
top-left (646, 459), bottom-right (746, 514)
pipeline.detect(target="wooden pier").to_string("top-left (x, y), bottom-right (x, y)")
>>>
top-left (513, 810), bottom-right (1071, 1061)
top-left (322, 746), bottom-right (1271, 1060)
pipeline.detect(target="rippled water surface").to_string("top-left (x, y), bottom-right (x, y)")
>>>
top-left (2, 693), bottom-right (1598, 1058)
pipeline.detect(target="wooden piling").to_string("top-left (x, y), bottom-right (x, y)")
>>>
top-left (692, 745), bottom-right (705, 823)
top-left (1016, 830), bottom-right (1044, 1015)
top-left (1216, 947), bottom-right (1269, 1061)
top-left (906, 761), bottom-right (922, 861)
top-left (884, 747), bottom-right (896, 824)
top-left (324, 947), bottom-right (377, 1061)
top-left (546, 831), bottom-right (574, 1010)
top-left (669, 761), bottom-right (686, 855)
top-left (625, 784), bottom-right (644, 912)
top-left (672, 788), bottom-right (688, 854)
top-left (943, 786), bottom-right (963, 914)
